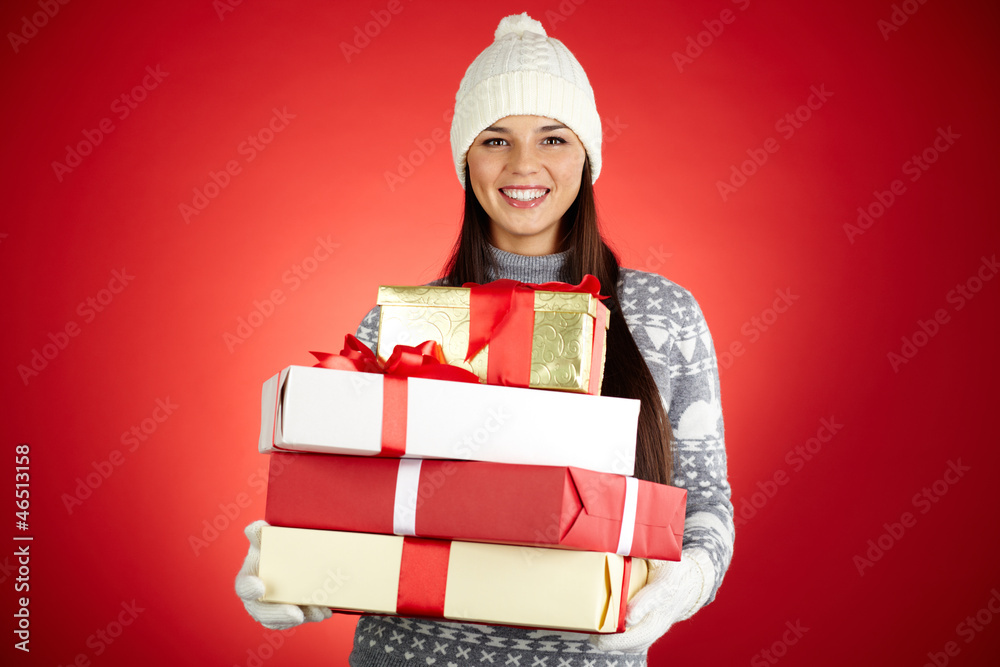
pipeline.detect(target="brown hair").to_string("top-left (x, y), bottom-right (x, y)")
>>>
top-left (442, 160), bottom-right (674, 484)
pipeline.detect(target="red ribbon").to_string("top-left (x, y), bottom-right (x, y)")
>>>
top-left (395, 538), bottom-right (631, 629)
top-left (396, 537), bottom-right (451, 617)
top-left (463, 275), bottom-right (607, 389)
top-left (311, 335), bottom-right (481, 384)
top-left (618, 557), bottom-right (633, 633)
top-left (307, 335), bottom-right (479, 456)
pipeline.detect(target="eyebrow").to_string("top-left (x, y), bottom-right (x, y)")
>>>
top-left (483, 123), bottom-right (569, 133)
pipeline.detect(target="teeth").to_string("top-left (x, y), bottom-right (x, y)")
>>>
top-left (502, 188), bottom-right (547, 201)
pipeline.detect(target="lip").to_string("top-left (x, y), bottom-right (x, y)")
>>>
top-left (499, 186), bottom-right (550, 209)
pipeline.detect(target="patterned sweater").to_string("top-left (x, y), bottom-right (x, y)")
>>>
top-left (348, 246), bottom-right (733, 667)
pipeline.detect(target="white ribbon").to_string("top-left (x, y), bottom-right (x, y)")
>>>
top-left (392, 459), bottom-right (422, 536)
top-left (615, 476), bottom-right (639, 556)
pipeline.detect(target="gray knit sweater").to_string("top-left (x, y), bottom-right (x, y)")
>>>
top-left (348, 246), bottom-right (733, 667)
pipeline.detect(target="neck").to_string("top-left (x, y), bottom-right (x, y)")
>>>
top-left (487, 244), bottom-right (569, 283)
top-left (489, 231), bottom-right (561, 258)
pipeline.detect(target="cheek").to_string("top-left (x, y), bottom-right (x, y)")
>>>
top-left (558, 151), bottom-right (586, 189)
top-left (468, 156), bottom-right (499, 191)
top-left (468, 179), bottom-right (499, 220)
top-left (565, 182), bottom-right (582, 203)
top-left (470, 181), bottom-right (491, 213)
top-left (556, 161), bottom-right (585, 198)
top-left (467, 164), bottom-right (489, 202)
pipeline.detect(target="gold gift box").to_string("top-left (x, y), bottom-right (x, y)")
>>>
top-left (259, 526), bottom-right (647, 633)
top-left (377, 285), bottom-right (609, 394)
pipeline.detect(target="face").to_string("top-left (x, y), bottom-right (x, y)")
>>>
top-left (466, 115), bottom-right (587, 256)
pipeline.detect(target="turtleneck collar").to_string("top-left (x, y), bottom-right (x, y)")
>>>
top-left (487, 244), bottom-right (570, 283)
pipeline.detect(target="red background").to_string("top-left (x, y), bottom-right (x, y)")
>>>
top-left (2, 0), bottom-right (999, 665)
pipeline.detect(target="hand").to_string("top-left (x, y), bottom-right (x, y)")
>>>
top-left (590, 552), bottom-right (709, 654)
top-left (235, 519), bottom-right (333, 630)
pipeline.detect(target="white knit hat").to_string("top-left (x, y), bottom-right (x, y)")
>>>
top-left (450, 12), bottom-right (602, 188)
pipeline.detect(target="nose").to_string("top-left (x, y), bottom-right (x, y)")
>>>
top-left (508, 142), bottom-right (540, 176)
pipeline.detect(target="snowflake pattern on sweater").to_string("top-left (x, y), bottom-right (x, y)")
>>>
top-left (348, 250), bottom-right (733, 666)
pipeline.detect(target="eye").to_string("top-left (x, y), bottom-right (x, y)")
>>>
top-left (481, 137), bottom-right (508, 146)
top-left (542, 136), bottom-right (567, 145)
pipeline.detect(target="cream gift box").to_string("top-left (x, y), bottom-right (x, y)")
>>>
top-left (258, 526), bottom-right (648, 633)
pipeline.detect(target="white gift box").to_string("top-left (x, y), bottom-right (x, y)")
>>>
top-left (258, 365), bottom-right (639, 475)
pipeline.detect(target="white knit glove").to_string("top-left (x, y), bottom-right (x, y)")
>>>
top-left (235, 519), bottom-right (333, 630)
top-left (590, 551), bottom-right (711, 654)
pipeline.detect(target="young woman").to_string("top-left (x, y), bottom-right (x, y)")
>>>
top-left (237, 13), bottom-right (733, 665)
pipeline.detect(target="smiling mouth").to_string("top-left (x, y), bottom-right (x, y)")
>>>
top-left (500, 188), bottom-right (549, 202)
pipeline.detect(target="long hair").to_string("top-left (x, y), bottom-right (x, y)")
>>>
top-left (442, 160), bottom-right (674, 485)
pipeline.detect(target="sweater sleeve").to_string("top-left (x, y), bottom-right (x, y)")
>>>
top-left (618, 269), bottom-right (734, 605)
top-left (354, 305), bottom-right (381, 351)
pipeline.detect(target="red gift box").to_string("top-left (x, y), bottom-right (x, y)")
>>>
top-left (265, 452), bottom-right (686, 560)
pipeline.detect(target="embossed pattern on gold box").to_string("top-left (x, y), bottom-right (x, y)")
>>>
top-left (377, 285), bottom-right (609, 394)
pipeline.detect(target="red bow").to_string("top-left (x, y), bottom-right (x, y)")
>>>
top-left (307, 335), bottom-right (479, 458)
top-left (311, 335), bottom-right (480, 384)
top-left (461, 275), bottom-right (606, 389)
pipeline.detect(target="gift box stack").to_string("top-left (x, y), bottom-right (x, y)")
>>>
top-left (254, 277), bottom-right (688, 633)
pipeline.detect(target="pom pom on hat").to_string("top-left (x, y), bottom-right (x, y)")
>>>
top-left (494, 12), bottom-right (547, 39)
top-left (450, 13), bottom-right (602, 188)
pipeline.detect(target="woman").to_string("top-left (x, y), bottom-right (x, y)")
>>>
top-left (237, 13), bottom-right (733, 665)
